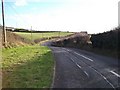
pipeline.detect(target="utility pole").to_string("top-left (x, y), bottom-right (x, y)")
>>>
top-left (1, 0), bottom-right (7, 47)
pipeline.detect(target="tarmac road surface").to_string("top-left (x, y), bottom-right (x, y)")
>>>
top-left (49, 46), bottom-right (120, 89)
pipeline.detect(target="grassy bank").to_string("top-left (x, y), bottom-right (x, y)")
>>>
top-left (2, 31), bottom-right (32, 48)
top-left (14, 32), bottom-right (73, 40)
top-left (2, 45), bottom-right (54, 88)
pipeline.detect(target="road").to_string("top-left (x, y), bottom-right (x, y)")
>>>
top-left (49, 46), bottom-right (120, 89)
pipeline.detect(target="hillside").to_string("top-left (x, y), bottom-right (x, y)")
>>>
top-left (2, 31), bottom-right (32, 48)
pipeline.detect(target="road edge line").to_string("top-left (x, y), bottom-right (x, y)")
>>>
top-left (50, 48), bottom-right (56, 89)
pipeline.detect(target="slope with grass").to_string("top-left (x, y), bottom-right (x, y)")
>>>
top-left (2, 45), bottom-right (54, 88)
top-left (2, 31), bottom-right (32, 48)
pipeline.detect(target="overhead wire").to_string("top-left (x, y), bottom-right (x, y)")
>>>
top-left (4, 2), bottom-right (31, 29)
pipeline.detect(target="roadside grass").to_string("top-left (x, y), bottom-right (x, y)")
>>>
top-left (14, 32), bottom-right (73, 40)
top-left (2, 45), bottom-right (54, 88)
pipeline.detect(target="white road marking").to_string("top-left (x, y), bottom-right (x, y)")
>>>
top-left (102, 76), bottom-right (107, 80)
top-left (63, 48), bottom-right (115, 88)
top-left (74, 52), bottom-right (93, 62)
top-left (84, 71), bottom-right (89, 77)
top-left (89, 66), bottom-right (115, 89)
top-left (70, 57), bottom-right (90, 78)
top-left (70, 57), bottom-right (89, 78)
top-left (76, 63), bottom-right (82, 68)
top-left (110, 71), bottom-right (120, 78)
top-left (70, 58), bottom-right (75, 63)
top-left (67, 49), bottom-right (70, 52)
top-left (62, 48), bottom-right (70, 52)
top-left (62, 48), bottom-right (93, 62)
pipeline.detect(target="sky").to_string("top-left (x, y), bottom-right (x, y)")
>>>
top-left (0, 0), bottom-right (119, 34)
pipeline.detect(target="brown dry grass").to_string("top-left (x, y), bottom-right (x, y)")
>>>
top-left (2, 31), bottom-right (32, 48)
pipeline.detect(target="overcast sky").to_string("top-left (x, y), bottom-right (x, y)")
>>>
top-left (0, 0), bottom-right (119, 34)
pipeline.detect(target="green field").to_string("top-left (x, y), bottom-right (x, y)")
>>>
top-left (2, 45), bottom-right (54, 88)
top-left (14, 32), bottom-right (73, 40)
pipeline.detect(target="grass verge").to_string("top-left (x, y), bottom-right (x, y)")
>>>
top-left (2, 45), bottom-right (54, 88)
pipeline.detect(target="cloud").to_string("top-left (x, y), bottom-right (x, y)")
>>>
top-left (5, 0), bottom-right (119, 33)
top-left (14, 0), bottom-right (27, 6)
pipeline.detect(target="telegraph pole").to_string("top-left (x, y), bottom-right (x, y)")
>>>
top-left (1, 0), bottom-right (7, 47)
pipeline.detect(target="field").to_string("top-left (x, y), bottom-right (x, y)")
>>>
top-left (14, 32), bottom-right (73, 40)
top-left (2, 45), bottom-right (54, 88)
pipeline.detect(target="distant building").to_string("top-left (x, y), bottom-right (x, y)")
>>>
top-left (6, 27), bottom-right (15, 31)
